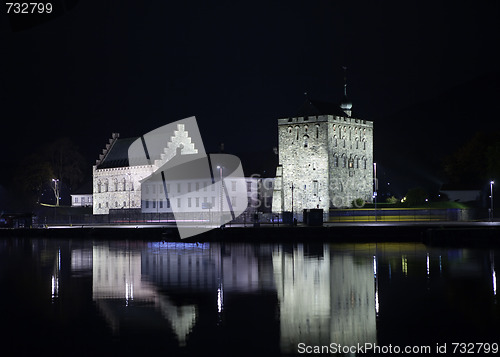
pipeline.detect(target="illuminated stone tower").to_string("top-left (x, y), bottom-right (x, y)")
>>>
top-left (272, 80), bottom-right (374, 219)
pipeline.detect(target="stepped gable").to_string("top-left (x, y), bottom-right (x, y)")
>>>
top-left (96, 134), bottom-right (139, 169)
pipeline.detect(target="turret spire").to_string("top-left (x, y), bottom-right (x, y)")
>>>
top-left (340, 66), bottom-right (352, 117)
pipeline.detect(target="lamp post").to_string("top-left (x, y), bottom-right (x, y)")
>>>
top-left (51, 179), bottom-right (60, 206)
top-left (217, 166), bottom-right (224, 226)
top-left (490, 180), bottom-right (494, 221)
top-left (373, 163), bottom-right (378, 221)
top-left (127, 173), bottom-right (132, 223)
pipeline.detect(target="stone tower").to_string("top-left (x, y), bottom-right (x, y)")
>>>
top-left (272, 85), bottom-right (374, 220)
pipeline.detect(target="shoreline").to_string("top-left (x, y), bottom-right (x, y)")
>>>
top-left (1, 222), bottom-right (500, 246)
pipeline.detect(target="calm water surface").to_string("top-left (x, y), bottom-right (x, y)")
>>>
top-left (0, 238), bottom-right (499, 356)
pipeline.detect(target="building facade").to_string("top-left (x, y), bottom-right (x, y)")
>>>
top-left (71, 194), bottom-right (93, 207)
top-left (272, 94), bottom-right (374, 217)
top-left (92, 123), bottom-right (256, 223)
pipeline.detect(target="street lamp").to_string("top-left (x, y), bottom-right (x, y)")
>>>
top-left (490, 180), bottom-right (494, 221)
top-left (373, 163), bottom-right (378, 221)
top-left (51, 178), bottom-right (60, 206)
top-left (217, 166), bottom-right (224, 226)
top-left (127, 173), bottom-right (132, 223)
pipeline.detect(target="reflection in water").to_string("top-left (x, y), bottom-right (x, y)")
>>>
top-left (92, 244), bottom-right (197, 346)
top-left (273, 244), bottom-right (377, 353)
top-left (1, 239), bottom-right (500, 356)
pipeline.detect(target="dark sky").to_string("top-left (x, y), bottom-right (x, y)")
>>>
top-left (1, 1), bottom-right (499, 188)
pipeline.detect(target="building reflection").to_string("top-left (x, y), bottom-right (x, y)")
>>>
top-left (91, 243), bottom-right (197, 346)
top-left (272, 244), bottom-right (377, 353)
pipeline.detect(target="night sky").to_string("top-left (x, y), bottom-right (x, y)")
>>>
top-left (1, 1), bottom-right (499, 195)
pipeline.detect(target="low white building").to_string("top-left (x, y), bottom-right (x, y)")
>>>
top-left (71, 194), bottom-right (93, 207)
top-left (71, 182), bottom-right (93, 207)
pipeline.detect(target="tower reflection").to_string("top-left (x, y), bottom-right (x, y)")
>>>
top-left (273, 244), bottom-right (377, 353)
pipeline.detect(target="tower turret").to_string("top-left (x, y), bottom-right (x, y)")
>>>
top-left (340, 66), bottom-right (352, 117)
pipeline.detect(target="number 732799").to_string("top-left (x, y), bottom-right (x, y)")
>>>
top-left (6, 3), bottom-right (52, 14)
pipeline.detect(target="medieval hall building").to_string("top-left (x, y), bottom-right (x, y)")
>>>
top-left (92, 120), bottom-right (257, 227)
top-left (272, 84), bottom-right (374, 218)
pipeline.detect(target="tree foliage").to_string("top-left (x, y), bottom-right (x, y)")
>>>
top-left (443, 131), bottom-right (500, 188)
top-left (404, 187), bottom-right (428, 206)
top-left (14, 138), bottom-right (87, 206)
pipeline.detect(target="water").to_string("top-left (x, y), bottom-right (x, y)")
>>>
top-left (0, 239), bottom-right (499, 356)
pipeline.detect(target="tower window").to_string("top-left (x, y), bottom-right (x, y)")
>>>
top-left (333, 155), bottom-right (339, 167)
top-left (316, 125), bottom-right (319, 139)
top-left (303, 135), bottom-right (309, 148)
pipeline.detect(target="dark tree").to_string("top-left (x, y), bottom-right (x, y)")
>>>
top-left (14, 138), bottom-right (87, 207)
top-left (14, 153), bottom-right (55, 206)
top-left (443, 131), bottom-right (500, 188)
top-left (45, 137), bottom-right (86, 192)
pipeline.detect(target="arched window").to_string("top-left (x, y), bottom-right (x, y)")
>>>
top-left (342, 154), bottom-right (347, 168)
top-left (333, 135), bottom-right (338, 147)
top-left (315, 125), bottom-right (319, 139)
top-left (363, 157), bottom-right (367, 169)
top-left (355, 156), bottom-right (359, 169)
top-left (355, 138), bottom-right (359, 149)
top-left (303, 135), bottom-right (309, 148)
top-left (122, 178), bottom-right (126, 191)
top-left (114, 178), bottom-right (118, 191)
top-left (348, 157), bottom-right (354, 169)
top-left (97, 180), bottom-right (102, 193)
top-left (295, 126), bottom-right (299, 140)
top-left (333, 154), bottom-right (338, 167)
top-left (104, 179), bottom-right (109, 192)
top-left (288, 126), bottom-right (292, 134)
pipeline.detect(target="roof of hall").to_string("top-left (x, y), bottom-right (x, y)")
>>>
top-left (96, 137), bottom-right (139, 169)
top-left (296, 98), bottom-right (349, 117)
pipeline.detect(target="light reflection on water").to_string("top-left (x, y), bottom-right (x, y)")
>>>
top-left (0, 239), bottom-right (499, 356)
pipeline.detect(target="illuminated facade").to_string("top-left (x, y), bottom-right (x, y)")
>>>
top-left (272, 89), bottom-right (374, 217)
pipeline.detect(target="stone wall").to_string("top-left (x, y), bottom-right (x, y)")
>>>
top-left (92, 165), bottom-right (153, 215)
top-left (272, 114), bottom-right (374, 216)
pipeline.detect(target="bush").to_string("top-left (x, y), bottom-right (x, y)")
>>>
top-left (404, 187), bottom-right (428, 206)
top-left (386, 196), bottom-right (398, 204)
top-left (352, 198), bottom-right (365, 208)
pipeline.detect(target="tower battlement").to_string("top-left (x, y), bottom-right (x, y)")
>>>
top-left (278, 115), bottom-right (373, 126)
